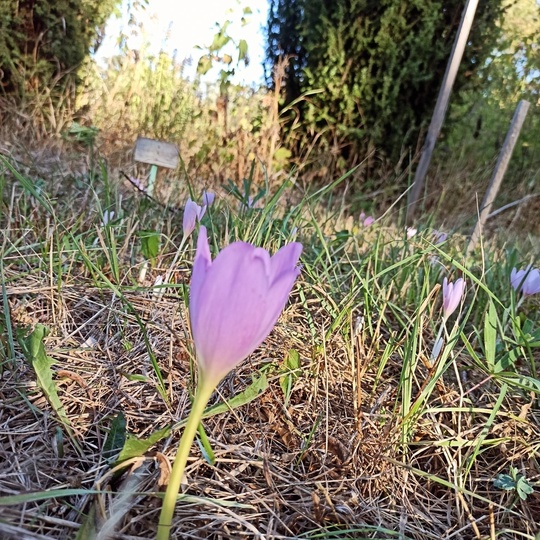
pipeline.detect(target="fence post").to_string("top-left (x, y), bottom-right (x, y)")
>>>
top-left (406, 0), bottom-right (479, 223)
top-left (466, 99), bottom-right (530, 255)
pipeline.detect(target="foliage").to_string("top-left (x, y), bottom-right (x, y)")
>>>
top-left (1, 152), bottom-right (539, 537)
top-left (432, 0), bottom-right (540, 205)
top-left (78, 47), bottom-right (195, 144)
top-left (494, 465), bottom-right (535, 501)
top-left (266, 0), bottom-right (506, 166)
top-left (78, 44), bottom-right (279, 192)
top-left (195, 11), bottom-right (251, 93)
top-left (0, 0), bottom-right (120, 106)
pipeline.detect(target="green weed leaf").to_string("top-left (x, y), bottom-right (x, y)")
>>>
top-left (117, 425), bottom-right (172, 463)
top-left (202, 372), bottom-right (268, 418)
top-left (493, 473), bottom-right (515, 490)
top-left (103, 412), bottom-right (127, 459)
top-left (484, 301), bottom-right (497, 369)
top-left (516, 476), bottom-right (534, 500)
top-left (16, 324), bottom-right (71, 430)
top-left (197, 423), bottom-right (215, 465)
top-left (279, 349), bottom-right (301, 406)
top-left (139, 230), bottom-right (160, 261)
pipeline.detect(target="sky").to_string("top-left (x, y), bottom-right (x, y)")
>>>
top-left (96, 0), bottom-right (269, 86)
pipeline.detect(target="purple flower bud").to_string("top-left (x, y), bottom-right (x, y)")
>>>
top-left (432, 230), bottom-right (448, 244)
top-left (511, 266), bottom-right (540, 296)
top-left (101, 210), bottom-right (115, 226)
top-left (183, 198), bottom-right (204, 238)
top-left (360, 212), bottom-right (375, 227)
top-left (189, 226), bottom-right (302, 386)
top-left (202, 190), bottom-right (215, 207)
top-left (442, 277), bottom-right (465, 320)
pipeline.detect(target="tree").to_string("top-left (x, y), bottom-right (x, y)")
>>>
top-left (0, 0), bottom-right (120, 102)
top-left (266, 0), bottom-right (506, 165)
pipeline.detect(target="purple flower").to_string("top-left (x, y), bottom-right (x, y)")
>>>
top-left (101, 210), bottom-right (115, 226)
top-left (190, 226), bottom-right (302, 386)
top-left (183, 198), bottom-right (206, 238)
top-left (202, 190), bottom-right (215, 207)
top-left (360, 212), bottom-right (375, 227)
top-left (442, 277), bottom-right (466, 320)
top-left (511, 266), bottom-right (540, 296)
top-left (432, 230), bottom-right (448, 244)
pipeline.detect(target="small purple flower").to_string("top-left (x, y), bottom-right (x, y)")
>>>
top-left (183, 198), bottom-right (206, 238)
top-left (360, 212), bottom-right (375, 227)
top-left (130, 176), bottom-right (146, 192)
top-left (101, 210), bottom-right (115, 226)
top-left (442, 277), bottom-right (466, 320)
top-left (202, 190), bottom-right (215, 207)
top-left (511, 266), bottom-right (540, 296)
top-left (190, 226), bottom-right (302, 386)
top-left (432, 230), bottom-right (448, 244)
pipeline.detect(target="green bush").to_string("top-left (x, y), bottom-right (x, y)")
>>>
top-left (266, 0), bottom-right (505, 165)
top-left (0, 0), bottom-right (119, 103)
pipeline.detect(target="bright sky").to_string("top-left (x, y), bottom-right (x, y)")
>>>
top-left (97, 0), bottom-right (269, 86)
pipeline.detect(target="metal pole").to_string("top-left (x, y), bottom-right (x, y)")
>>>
top-left (466, 100), bottom-right (530, 255)
top-left (406, 0), bottom-right (480, 223)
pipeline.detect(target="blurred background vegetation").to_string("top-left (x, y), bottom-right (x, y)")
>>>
top-left (0, 0), bottom-right (538, 230)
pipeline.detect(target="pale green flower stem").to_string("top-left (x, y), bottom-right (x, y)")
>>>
top-left (156, 377), bottom-right (216, 540)
top-left (430, 320), bottom-right (446, 361)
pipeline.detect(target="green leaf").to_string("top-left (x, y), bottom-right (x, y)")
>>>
top-left (103, 412), bottom-right (127, 459)
top-left (484, 301), bottom-right (497, 369)
top-left (139, 230), bottom-right (160, 261)
top-left (201, 372), bottom-right (268, 418)
top-left (493, 473), bottom-right (515, 490)
top-left (117, 425), bottom-right (172, 463)
top-left (274, 147), bottom-right (292, 165)
top-left (494, 348), bottom-right (520, 372)
top-left (516, 476), bottom-right (534, 500)
top-left (121, 372), bottom-right (149, 382)
top-left (75, 502), bottom-right (97, 540)
top-left (0, 489), bottom-right (101, 506)
top-left (238, 39), bottom-right (248, 62)
top-left (499, 373), bottom-right (540, 394)
top-left (16, 324), bottom-right (72, 430)
top-left (197, 423), bottom-right (215, 465)
top-left (197, 55), bottom-right (213, 75)
top-left (209, 22), bottom-right (231, 52)
top-left (279, 349), bottom-right (301, 406)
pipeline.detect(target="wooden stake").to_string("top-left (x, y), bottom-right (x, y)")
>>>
top-left (466, 100), bottom-right (530, 255)
top-left (407, 0), bottom-right (480, 223)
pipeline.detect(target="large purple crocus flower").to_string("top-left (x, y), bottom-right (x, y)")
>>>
top-left (442, 277), bottom-right (466, 320)
top-left (189, 226), bottom-right (302, 386)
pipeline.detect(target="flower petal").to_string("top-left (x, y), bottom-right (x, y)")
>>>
top-left (189, 236), bottom-right (302, 384)
top-left (442, 277), bottom-right (465, 319)
top-left (202, 191), bottom-right (215, 206)
top-left (189, 226), bottom-right (212, 328)
top-left (183, 198), bottom-right (202, 238)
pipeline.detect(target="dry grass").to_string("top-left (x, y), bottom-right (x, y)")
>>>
top-left (1, 142), bottom-right (540, 540)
